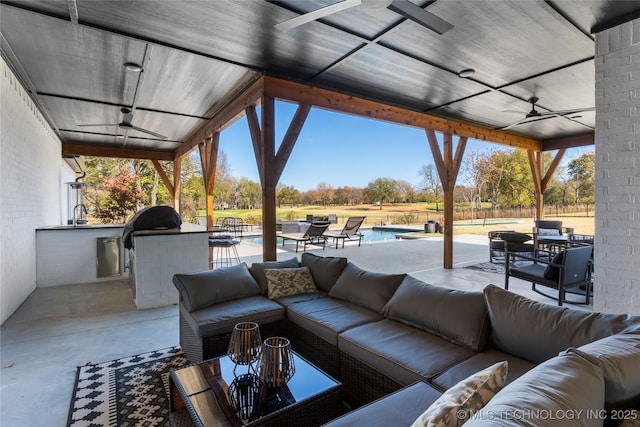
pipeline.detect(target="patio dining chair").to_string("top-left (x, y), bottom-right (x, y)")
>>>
top-left (324, 216), bottom-right (365, 249)
top-left (279, 223), bottom-right (329, 252)
top-left (504, 244), bottom-right (593, 306)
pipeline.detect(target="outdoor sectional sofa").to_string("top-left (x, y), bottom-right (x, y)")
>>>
top-left (172, 253), bottom-right (640, 427)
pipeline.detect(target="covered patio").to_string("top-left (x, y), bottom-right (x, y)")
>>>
top-left (0, 235), bottom-right (592, 426)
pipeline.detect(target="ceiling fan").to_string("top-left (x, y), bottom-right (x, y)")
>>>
top-left (77, 107), bottom-right (167, 139)
top-left (275, 0), bottom-right (454, 35)
top-left (498, 97), bottom-right (595, 130)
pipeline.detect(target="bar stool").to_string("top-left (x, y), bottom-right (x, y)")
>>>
top-left (208, 235), bottom-right (241, 269)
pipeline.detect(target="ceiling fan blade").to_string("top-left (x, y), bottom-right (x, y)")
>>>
top-left (536, 107), bottom-right (595, 117)
top-left (275, 0), bottom-right (362, 31)
top-left (129, 125), bottom-right (167, 140)
top-left (387, 0), bottom-right (454, 35)
top-left (77, 123), bottom-right (118, 127)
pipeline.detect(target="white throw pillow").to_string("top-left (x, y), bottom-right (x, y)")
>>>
top-left (411, 361), bottom-right (508, 427)
top-left (537, 228), bottom-right (560, 236)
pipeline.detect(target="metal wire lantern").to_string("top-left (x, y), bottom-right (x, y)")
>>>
top-left (227, 322), bottom-right (262, 372)
top-left (227, 373), bottom-right (261, 421)
top-left (258, 337), bottom-right (295, 387)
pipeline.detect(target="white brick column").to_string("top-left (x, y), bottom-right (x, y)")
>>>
top-left (594, 18), bottom-right (640, 314)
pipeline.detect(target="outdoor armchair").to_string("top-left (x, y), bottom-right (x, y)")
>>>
top-left (324, 216), bottom-right (365, 249)
top-left (279, 223), bottom-right (329, 252)
top-left (504, 244), bottom-right (593, 306)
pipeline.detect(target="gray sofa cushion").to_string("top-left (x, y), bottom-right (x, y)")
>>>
top-left (249, 257), bottom-right (300, 295)
top-left (173, 263), bottom-right (261, 312)
top-left (384, 276), bottom-right (490, 351)
top-left (329, 262), bottom-right (406, 313)
top-left (323, 382), bottom-right (442, 427)
top-left (431, 349), bottom-right (536, 392)
top-left (567, 330), bottom-right (640, 408)
top-left (286, 297), bottom-right (383, 346)
top-left (463, 351), bottom-right (605, 427)
top-left (274, 290), bottom-right (328, 307)
top-left (484, 285), bottom-right (640, 364)
top-left (301, 252), bottom-right (347, 292)
top-left (338, 319), bottom-right (476, 386)
top-left (181, 296), bottom-right (285, 338)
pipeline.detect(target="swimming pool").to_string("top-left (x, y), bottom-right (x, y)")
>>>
top-left (246, 227), bottom-right (414, 245)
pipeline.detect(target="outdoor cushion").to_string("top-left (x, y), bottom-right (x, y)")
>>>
top-left (383, 276), bottom-right (490, 351)
top-left (273, 290), bottom-right (328, 307)
top-left (172, 263), bottom-right (261, 312)
top-left (300, 252), bottom-right (347, 292)
top-left (431, 349), bottom-right (535, 392)
top-left (543, 250), bottom-right (565, 280)
top-left (565, 330), bottom-right (640, 408)
top-left (286, 297), bottom-right (383, 346)
top-left (411, 361), bottom-right (508, 427)
top-left (484, 285), bottom-right (640, 364)
top-left (180, 296), bottom-right (285, 338)
top-left (537, 228), bottom-right (561, 236)
top-left (329, 262), bottom-right (405, 313)
top-left (463, 351), bottom-right (605, 427)
top-left (323, 382), bottom-right (443, 427)
top-left (264, 266), bottom-right (318, 299)
top-left (249, 257), bottom-right (300, 295)
top-left (338, 319), bottom-right (476, 386)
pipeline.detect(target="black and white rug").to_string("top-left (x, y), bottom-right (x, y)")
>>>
top-left (464, 260), bottom-right (532, 274)
top-left (67, 346), bottom-right (189, 427)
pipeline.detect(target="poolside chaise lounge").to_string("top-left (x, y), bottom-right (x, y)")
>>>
top-left (279, 222), bottom-right (329, 252)
top-left (324, 216), bottom-right (365, 248)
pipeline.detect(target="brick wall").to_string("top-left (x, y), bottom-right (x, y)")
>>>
top-left (594, 18), bottom-right (640, 314)
top-left (0, 57), bottom-right (74, 324)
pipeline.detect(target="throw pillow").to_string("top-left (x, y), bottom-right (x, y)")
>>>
top-left (329, 262), bottom-right (406, 313)
top-left (410, 361), bottom-right (508, 427)
top-left (543, 250), bottom-right (565, 280)
top-left (537, 228), bottom-right (560, 236)
top-left (264, 266), bottom-right (318, 299)
top-left (249, 257), bottom-right (300, 295)
top-left (172, 263), bottom-right (261, 312)
top-left (300, 252), bottom-right (347, 292)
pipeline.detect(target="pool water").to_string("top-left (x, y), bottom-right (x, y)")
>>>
top-left (246, 228), bottom-right (412, 245)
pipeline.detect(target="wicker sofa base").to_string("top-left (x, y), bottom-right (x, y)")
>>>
top-left (287, 321), bottom-right (340, 380)
top-left (180, 315), bottom-right (288, 363)
top-left (339, 350), bottom-right (403, 408)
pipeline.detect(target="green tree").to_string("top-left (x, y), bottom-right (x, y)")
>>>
top-left (567, 152), bottom-right (595, 205)
top-left (419, 164), bottom-right (442, 211)
top-left (365, 178), bottom-right (396, 209)
top-left (277, 185), bottom-right (300, 207)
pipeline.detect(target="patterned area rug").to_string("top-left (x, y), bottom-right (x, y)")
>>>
top-left (67, 346), bottom-right (189, 427)
top-left (464, 260), bottom-right (532, 274)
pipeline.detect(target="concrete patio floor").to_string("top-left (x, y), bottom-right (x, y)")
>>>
top-left (0, 234), bottom-right (592, 426)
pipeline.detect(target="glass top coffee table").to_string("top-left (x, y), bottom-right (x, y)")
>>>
top-left (169, 351), bottom-right (342, 427)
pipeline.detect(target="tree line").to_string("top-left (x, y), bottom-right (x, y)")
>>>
top-left (82, 148), bottom-right (594, 223)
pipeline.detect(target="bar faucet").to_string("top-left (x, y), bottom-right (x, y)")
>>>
top-left (73, 204), bottom-right (88, 226)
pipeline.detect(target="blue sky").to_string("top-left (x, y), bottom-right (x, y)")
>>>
top-left (216, 101), bottom-right (592, 192)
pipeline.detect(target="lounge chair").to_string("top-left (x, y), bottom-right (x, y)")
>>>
top-left (324, 216), bottom-right (365, 249)
top-left (279, 223), bottom-right (329, 252)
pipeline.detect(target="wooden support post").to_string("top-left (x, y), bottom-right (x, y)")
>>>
top-left (151, 159), bottom-right (181, 212)
top-left (527, 148), bottom-right (566, 220)
top-left (261, 95), bottom-right (278, 261)
top-left (199, 133), bottom-right (219, 232)
top-left (173, 157), bottom-right (181, 213)
top-left (426, 130), bottom-right (467, 269)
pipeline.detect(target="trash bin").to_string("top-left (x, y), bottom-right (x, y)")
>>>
top-left (97, 237), bottom-right (121, 278)
top-left (425, 221), bottom-right (437, 233)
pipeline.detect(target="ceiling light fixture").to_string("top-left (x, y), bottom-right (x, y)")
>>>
top-left (124, 62), bottom-right (143, 72)
top-left (458, 68), bottom-right (475, 78)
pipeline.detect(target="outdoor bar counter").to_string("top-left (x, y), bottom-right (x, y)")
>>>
top-left (36, 223), bottom-right (208, 309)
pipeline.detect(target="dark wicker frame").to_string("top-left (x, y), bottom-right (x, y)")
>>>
top-left (180, 313), bottom-right (288, 363)
top-left (287, 321), bottom-right (340, 379)
top-left (339, 350), bottom-right (403, 408)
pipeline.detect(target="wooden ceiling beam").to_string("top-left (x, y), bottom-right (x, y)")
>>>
top-left (542, 133), bottom-right (594, 151)
top-left (62, 144), bottom-right (173, 161)
top-left (263, 76), bottom-right (541, 151)
top-left (175, 77), bottom-right (264, 160)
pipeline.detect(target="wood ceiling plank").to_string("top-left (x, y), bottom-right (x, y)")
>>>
top-left (62, 143), bottom-right (173, 161)
top-left (263, 77), bottom-right (540, 151)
